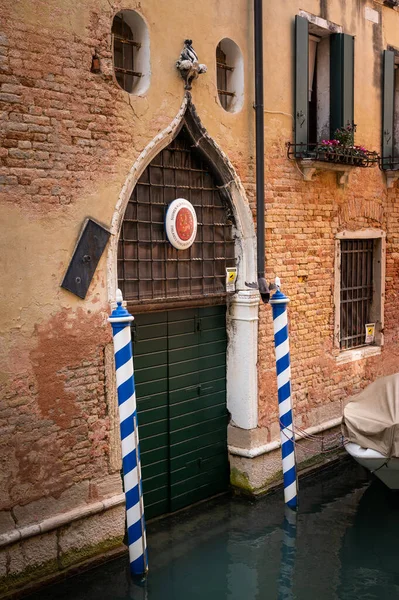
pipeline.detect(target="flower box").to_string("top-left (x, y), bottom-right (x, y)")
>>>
top-left (287, 125), bottom-right (380, 184)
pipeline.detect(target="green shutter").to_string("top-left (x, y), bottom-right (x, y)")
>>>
top-left (382, 50), bottom-right (395, 168)
top-left (330, 34), bottom-right (354, 136)
top-left (295, 15), bottom-right (309, 150)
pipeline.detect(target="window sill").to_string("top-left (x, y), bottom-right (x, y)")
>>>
top-left (336, 345), bottom-right (381, 365)
top-left (298, 159), bottom-right (354, 186)
top-left (383, 169), bottom-right (399, 189)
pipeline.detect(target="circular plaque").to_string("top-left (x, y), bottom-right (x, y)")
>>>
top-left (165, 199), bottom-right (197, 250)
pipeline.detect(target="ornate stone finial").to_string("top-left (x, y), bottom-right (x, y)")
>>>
top-left (176, 39), bottom-right (207, 90)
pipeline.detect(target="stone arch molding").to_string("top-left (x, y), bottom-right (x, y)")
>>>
top-left (107, 93), bottom-right (259, 429)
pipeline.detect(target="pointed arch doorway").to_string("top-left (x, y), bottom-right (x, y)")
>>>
top-left (110, 100), bottom-right (259, 518)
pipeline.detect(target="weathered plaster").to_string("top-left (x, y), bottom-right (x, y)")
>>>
top-left (1, 0), bottom-right (399, 588)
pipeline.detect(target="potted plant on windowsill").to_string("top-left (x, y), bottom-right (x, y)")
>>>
top-left (287, 123), bottom-right (380, 185)
top-left (317, 124), bottom-right (375, 167)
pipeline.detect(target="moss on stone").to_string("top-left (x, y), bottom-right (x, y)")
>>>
top-left (298, 448), bottom-right (345, 472)
top-left (0, 557), bottom-right (59, 595)
top-left (261, 468), bottom-right (284, 488)
top-left (60, 534), bottom-right (124, 569)
top-left (230, 467), bottom-right (253, 493)
top-left (0, 535), bottom-right (125, 596)
top-left (231, 465), bottom-right (285, 496)
top-left (230, 448), bottom-right (346, 498)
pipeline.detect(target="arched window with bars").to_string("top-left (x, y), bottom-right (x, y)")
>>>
top-left (117, 128), bottom-right (236, 307)
top-left (215, 39), bottom-right (244, 113)
top-left (111, 10), bottom-right (150, 95)
top-left (216, 44), bottom-right (232, 111)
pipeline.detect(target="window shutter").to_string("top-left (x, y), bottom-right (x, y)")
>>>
top-left (382, 50), bottom-right (395, 168)
top-left (295, 15), bottom-right (309, 150)
top-left (330, 34), bottom-right (354, 136)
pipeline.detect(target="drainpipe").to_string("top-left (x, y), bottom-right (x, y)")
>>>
top-left (254, 0), bottom-right (270, 303)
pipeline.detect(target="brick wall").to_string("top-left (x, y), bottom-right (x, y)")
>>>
top-left (0, 14), bottom-right (128, 208)
top-left (256, 125), bottom-right (399, 440)
top-left (0, 1), bottom-right (184, 518)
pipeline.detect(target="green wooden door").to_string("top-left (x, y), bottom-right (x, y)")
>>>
top-left (133, 305), bottom-right (229, 519)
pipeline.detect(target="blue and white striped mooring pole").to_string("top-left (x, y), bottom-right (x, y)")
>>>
top-left (270, 277), bottom-right (298, 510)
top-left (108, 289), bottom-right (148, 577)
top-left (278, 507), bottom-right (298, 600)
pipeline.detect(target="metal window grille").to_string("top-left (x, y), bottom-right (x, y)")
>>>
top-left (118, 128), bottom-right (236, 305)
top-left (340, 239), bottom-right (374, 350)
top-left (216, 44), bottom-right (234, 110)
top-left (112, 14), bottom-right (142, 93)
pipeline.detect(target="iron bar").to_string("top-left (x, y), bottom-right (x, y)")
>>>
top-left (217, 89), bottom-right (236, 97)
top-left (340, 239), bottom-right (374, 349)
top-left (118, 130), bottom-right (235, 303)
top-left (216, 62), bottom-right (234, 71)
top-left (114, 67), bottom-right (143, 78)
top-left (379, 155), bottom-right (399, 170)
top-left (112, 35), bottom-right (141, 49)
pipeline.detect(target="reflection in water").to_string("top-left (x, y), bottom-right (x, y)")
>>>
top-left (337, 480), bottom-right (399, 599)
top-left (25, 461), bottom-right (399, 600)
top-left (277, 508), bottom-right (297, 600)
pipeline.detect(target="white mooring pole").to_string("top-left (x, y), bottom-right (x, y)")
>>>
top-left (108, 290), bottom-right (148, 577)
top-left (278, 507), bottom-right (298, 600)
top-left (270, 277), bottom-right (298, 509)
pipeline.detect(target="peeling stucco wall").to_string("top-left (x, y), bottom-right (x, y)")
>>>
top-left (1, 0), bottom-right (399, 592)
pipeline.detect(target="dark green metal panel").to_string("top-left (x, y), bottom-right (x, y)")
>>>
top-left (330, 34), bottom-right (355, 136)
top-left (139, 432), bottom-right (169, 454)
top-left (170, 439), bottom-right (226, 471)
top-left (170, 428), bottom-right (228, 459)
top-left (133, 305), bottom-right (228, 520)
top-left (170, 384), bottom-right (226, 418)
top-left (170, 415), bottom-right (228, 445)
top-left (170, 468), bottom-right (228, 513)
top-left (139, 446), bottom-right (168, 468)
top-left (133, 313), bottom-right (169, 520)
top-left (171, 453), bottom-right (228, 486)
top-left (295, 15), bottom-right (309, 149)
top-left (168, 305), bottom-right (228, 513)
top-left (383, 50), bottom-right (395, 168)
top-left (171, 404), bottom-right (227, 432)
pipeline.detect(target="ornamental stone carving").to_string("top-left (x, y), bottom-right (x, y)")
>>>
top-left (176, 39), bottom-right (207, 90)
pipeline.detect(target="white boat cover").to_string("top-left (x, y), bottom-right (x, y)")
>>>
top-left (343, 373), bottom-right (399, 458)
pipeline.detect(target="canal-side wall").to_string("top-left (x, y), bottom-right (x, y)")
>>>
top-left (230, 0), bottom-right (399, 495)
top-left (229, 421), bottom-right (345, 495)
top-left (0, 501), bottom-right (125, 597)
top-left (1, 0), bottom-right (399, 594)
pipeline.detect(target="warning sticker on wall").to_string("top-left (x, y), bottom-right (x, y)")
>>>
top-left (365, 323), bottom-right (376, 344)
top-left (226, 267), bottom-right (237, 292)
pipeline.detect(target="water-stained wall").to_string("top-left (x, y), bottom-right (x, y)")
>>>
top-left (1, 0), bottom-right (399, 591)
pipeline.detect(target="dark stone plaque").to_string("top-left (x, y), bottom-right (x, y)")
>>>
top-left (61, 218), bottom-right (111, 299)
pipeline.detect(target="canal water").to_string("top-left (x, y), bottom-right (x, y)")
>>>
top-left (25, 460), bottom-right (399, 600)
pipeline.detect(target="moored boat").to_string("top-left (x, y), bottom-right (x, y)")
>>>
top-left (343, 373), bottom-right (399, 490)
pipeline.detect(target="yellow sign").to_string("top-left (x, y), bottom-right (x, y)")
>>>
top-left (365, 323), bottom-right (375, 344)
top-left (226, 268), bottom-right (237, 292)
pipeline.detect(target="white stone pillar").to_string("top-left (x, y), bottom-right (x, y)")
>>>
top-left (226, 290), bottom-right (259, 430)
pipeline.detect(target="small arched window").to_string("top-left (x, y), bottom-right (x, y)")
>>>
top-left (112, 10), bottom-right (150, 95)
top-left (216, 44), bottom-right (232, 111)
top-left (216, 39), bottom-right (244, 113)
top-left (112, 15), bottom-right (138, 93)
